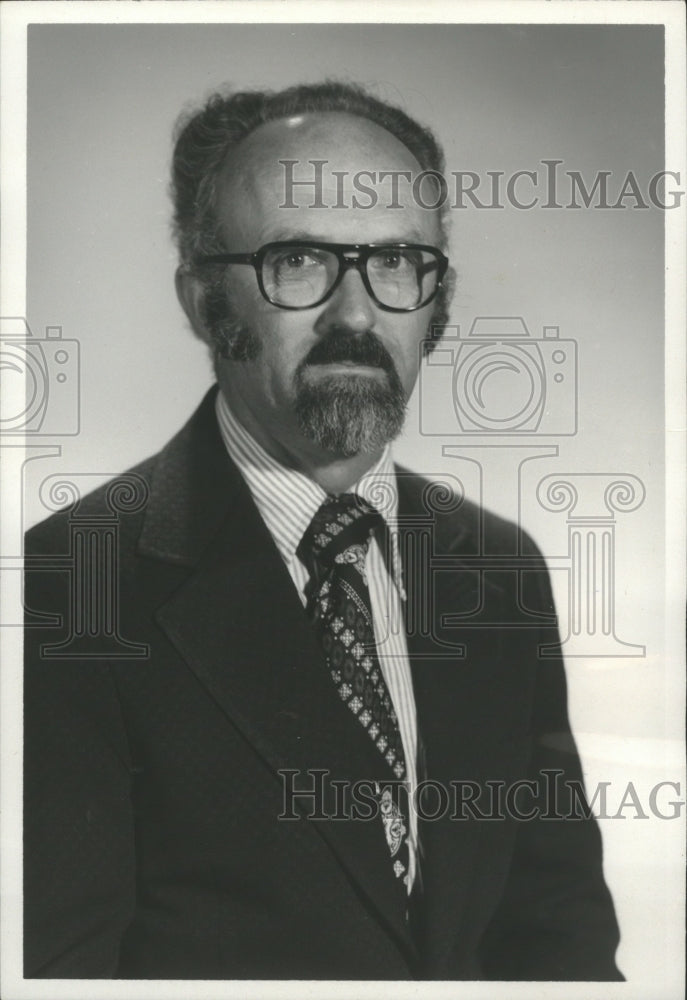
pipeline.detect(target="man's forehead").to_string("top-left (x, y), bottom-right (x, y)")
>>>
top-left (219, 112), bottom-right (426, 193)
top-left (214, 111), bottom-right (442, 248)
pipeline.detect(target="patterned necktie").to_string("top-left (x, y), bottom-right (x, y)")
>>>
top-left (297, 493), bottom-right (411, 891)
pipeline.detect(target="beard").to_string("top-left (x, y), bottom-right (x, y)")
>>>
top-left (293, 329), bottom-right (407, 458)
top-left (203, 276), bottom-right (451, 457)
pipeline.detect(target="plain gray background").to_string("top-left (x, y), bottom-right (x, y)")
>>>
top-left (22, 22), bottom-right (679, 988)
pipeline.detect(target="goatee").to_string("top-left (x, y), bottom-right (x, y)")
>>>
top-left (294, 330), bottom-right (407, 457)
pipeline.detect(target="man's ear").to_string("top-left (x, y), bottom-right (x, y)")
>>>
top-left (175, 267), bottom-right (211, 345)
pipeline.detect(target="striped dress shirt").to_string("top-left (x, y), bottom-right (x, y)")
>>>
top-left (215, 391), bottom-right (418, 890)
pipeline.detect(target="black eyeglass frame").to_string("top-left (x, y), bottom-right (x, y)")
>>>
top-left (195, 240), bottom-right (449, 313)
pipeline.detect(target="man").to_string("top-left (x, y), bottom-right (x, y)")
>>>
top-left (24, 82), bottom-right (622, 980)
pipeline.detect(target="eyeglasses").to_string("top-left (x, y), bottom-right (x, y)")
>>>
top-left (196, 241), bottom-right (449, 312)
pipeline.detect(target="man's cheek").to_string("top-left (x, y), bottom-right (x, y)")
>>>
top-left (393, 344), bottom-right (420, 391)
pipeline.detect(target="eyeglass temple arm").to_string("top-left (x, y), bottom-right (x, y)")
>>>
top-left (417, 259), bottom-right (443, 279)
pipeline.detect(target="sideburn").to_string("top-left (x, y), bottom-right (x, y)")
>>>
top-left (202, 276), bottom-right (261, 363)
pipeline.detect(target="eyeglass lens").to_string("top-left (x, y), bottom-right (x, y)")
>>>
top-left (261, 246), bottom-right (440, 309)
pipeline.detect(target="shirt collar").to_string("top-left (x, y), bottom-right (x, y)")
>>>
top-left (215, 390), bottom-right (403, 591)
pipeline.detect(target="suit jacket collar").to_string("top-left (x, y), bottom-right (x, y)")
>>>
top-left (138, 386), bottom-right (237, 567)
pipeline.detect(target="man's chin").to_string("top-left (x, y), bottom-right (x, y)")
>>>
top-left (294, 370), bottom-right (407, 458)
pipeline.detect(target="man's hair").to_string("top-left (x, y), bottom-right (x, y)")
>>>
top-left (171, 80), bottom-right (448, 272)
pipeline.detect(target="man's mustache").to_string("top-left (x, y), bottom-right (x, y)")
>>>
top-left (303, 330), bottom-right (396, 373)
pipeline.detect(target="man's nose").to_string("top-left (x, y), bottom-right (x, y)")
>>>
top-left (316, 266), bottom-right (376, 334)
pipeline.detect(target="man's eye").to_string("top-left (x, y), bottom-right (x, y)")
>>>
top-left (285, 254), bottom-right (306, 268)
top-left (277, 251), bottom-right (321, 270)
top-left (381, 253), bottom-right (403, 270)
top-left (371, 252), bottom-right (415, 274)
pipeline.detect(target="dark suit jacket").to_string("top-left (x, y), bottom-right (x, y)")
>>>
top-left (24, 387), bottom-right (622, 980)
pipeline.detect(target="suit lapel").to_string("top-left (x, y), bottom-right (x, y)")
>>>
top-left (139, 390), bottom-right (417, 963)
top-left (397, 472), bottom-right (508, 973)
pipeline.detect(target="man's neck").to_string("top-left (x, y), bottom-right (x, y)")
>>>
top-left (217, 382), bottom-right (386, 495)
top-left (296, 451), bottom-right (385, 495)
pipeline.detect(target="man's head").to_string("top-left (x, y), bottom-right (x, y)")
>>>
top-left (172, 82), bottom-right (453, 465)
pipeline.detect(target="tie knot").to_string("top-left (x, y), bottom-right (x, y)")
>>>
top-left (297, 493), bottom-right (383, 575)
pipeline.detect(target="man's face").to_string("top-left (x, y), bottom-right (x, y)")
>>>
top-left (204, 112), bottom-right (445, 464)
